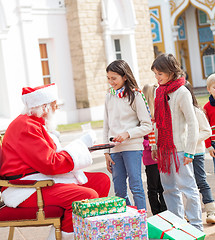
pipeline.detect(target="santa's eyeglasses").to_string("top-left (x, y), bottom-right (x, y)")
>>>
top-left (55, 104), bottom-right (60, 110)
top-left (50, 102), bottom-right (60, 110)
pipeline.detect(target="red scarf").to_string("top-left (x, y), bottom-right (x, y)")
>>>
top-left (154, 77), bottom-right (185, 174)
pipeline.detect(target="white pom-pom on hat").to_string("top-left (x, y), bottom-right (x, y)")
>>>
top-left (22, 83), bottom-right (58, 108)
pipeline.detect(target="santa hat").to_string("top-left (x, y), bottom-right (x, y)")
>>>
top-left (22, 83), bottom-right (58, 108)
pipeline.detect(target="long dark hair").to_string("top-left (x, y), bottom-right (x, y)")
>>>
top-left (106, 60), bottom-right (138, 105)
top-left (151, 53), bottom-right (185, 80)
top-left (184, 81), bottom-right (200, 108)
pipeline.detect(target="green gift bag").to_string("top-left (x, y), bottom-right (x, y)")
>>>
top-left (72, 196), bottom-right (126, 218)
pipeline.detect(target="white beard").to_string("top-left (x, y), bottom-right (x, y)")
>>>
top-left (45, 109), bottom-right (57, 133)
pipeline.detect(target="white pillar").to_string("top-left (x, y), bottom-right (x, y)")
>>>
top-left (129, 32), bottom-right (140, 84)
top-left (171, 25), bottom-right (179, 57)
top-left (185, 5), bottom-right (203, 87)
top-left (18, 3), bottom-right (43, 86)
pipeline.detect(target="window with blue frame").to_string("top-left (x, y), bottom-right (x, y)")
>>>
top-left (203, 47), bottom-right (215, 77)
top-left (198, 10), bottom-right (208, 25)
top-left (197, 9), bottom-right (215, 77)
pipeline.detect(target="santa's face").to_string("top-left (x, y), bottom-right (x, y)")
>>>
top-left (42, 101), bottom-right (58, 118)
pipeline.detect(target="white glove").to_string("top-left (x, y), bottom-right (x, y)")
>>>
top-left (80, 130), bottom-right (97, 147)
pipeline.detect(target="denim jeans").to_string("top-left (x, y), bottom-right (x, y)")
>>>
top-left (211, 141), bottom-right (215, 173)
top-left (193, 154), bottom-right (214, 204)
top-left (160, 152), bottom-right (203, 231)
top-left (111, 150), bottom-right (146, 210)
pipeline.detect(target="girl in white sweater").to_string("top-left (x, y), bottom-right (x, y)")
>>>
top-left (103, 60), bottom-right (152, 210)
top-left (185, 81), bottom-right (215, 224)
top-left (151, 53), bottom-right (203, 231)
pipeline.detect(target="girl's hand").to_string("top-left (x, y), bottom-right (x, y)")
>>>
top-left (113, 132), bottom-right (130, 143)
top-left (209, 149), bottom-right (215, 158)
top-left (151, 150), bottom-right (158, 161)
top-left (104, 153), bottom-right (115, 173)
top-left (183, 157), bottom-right (193, 165)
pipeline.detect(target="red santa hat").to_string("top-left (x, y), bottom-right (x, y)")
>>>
top-left (22, 83), bottom-right (58, 108)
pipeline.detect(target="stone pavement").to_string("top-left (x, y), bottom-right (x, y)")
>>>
top-left (1, 128), bottom-right (215, 239)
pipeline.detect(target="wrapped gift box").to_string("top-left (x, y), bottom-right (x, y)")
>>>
top-left (73, 206), bottom-right (148, 240)
top-left (147, 210), bottom-right (206, 240)
top-left (72, 196), bottom-right (126, 218)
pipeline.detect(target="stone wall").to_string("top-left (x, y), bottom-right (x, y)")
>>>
top-left (65, 0), bottom-right (108, 109)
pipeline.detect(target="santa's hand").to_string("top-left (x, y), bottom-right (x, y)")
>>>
top-left (80, 130), bottom-right (97, 147)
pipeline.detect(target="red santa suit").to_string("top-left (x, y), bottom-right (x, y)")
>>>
top-left (0, 114), bottom-right (110, 232)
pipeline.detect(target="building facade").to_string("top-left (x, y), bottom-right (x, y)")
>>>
top-left (149, 0), bottom-right (215, 87)
top-left (0, 0), bottom-right (154, 130)
top-left (3, 1), bottom-right (214, 130)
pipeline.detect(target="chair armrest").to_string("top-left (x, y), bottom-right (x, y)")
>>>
top-left (0, 179), bottom-right (55, 188)
top-left (0, 179), bottom-right (55, 220)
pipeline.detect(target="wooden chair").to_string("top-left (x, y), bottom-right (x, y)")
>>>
top-left (0, 135), bottom-right (63, 240)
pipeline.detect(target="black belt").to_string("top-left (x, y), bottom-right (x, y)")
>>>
top-left (4, 171), bottom-right (39, 180)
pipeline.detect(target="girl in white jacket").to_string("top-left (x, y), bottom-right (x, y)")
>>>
top-left (185, 81), bottom-right (215, 224)
top-left (151, 53), bottom-right (202, 231)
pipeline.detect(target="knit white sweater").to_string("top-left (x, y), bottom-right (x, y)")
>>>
top-left (194, 107), bottom-right (212, 154)
top-left (160, 85), bottom-right (199, 155)
top-left (103, 91), bottom-right (152, 153)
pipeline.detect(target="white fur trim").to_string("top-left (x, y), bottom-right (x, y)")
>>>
top-left (63, 139), bottom-right (93, 171)
top-left (47, 226), bottom-right (56, 240)
top-left (2, 186), bottom-right (35, 208)
top-left (62, 231), bottom-right (74, 240)
top-left (22, 84), bottom-right (58, 108)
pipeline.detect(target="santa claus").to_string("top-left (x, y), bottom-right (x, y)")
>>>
top-left (0, 83), bottom-right (110, 240)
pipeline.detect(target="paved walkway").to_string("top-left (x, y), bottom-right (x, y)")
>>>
top-left (1, 128), bottom-right (215, 239)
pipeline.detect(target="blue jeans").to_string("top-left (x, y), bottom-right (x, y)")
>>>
top-left (111, 150), bottom-right (146, 210)
top-left (193, 154), bottom-right (214, 204)
top-left (160, 152), bottom-right (203, 231)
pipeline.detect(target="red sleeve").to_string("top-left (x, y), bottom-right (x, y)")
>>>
top-left (204, 103), bottom-right (212, 149)
top-left (7, 121), bottom-right (74, 175)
